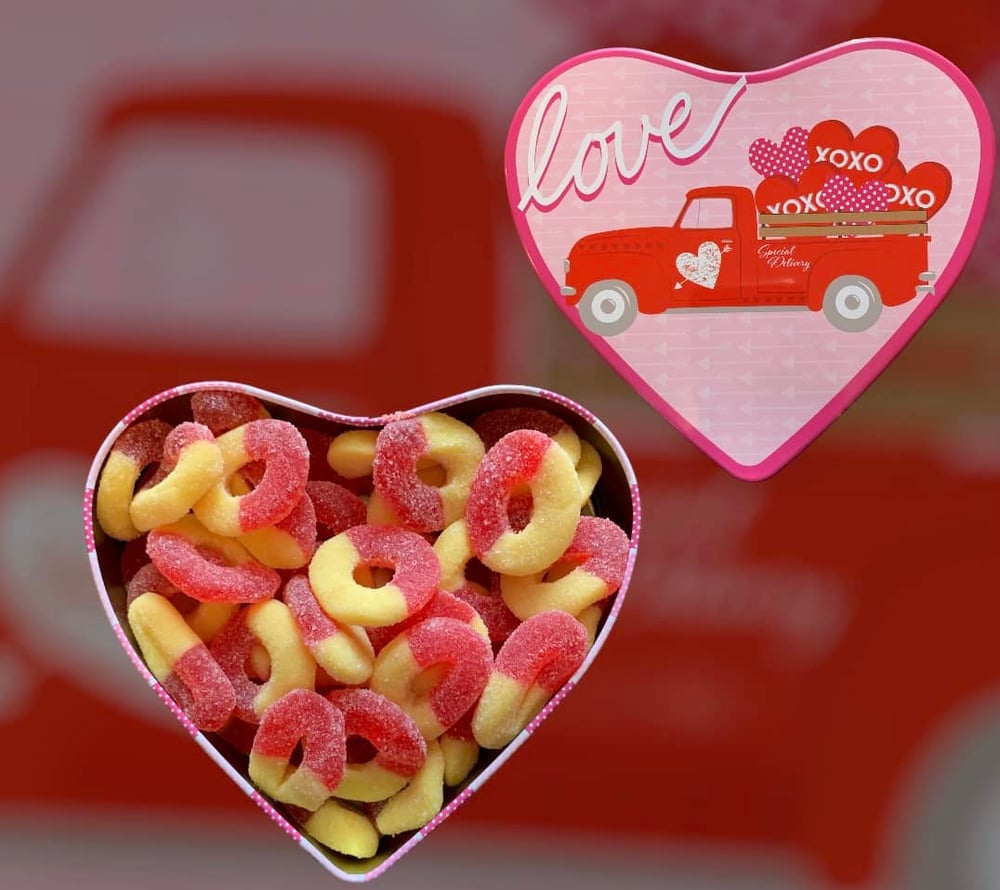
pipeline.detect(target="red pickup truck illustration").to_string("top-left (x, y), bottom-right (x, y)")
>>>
top-left (562, 185), bottom-right (935, 335)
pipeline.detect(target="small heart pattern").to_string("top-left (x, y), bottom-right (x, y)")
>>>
top-left (84, 381), bottom-right (640, 882)
top-left (676, 241), bottom-right (722, 288)
top-left (506, 40), bottom-right (994, 479)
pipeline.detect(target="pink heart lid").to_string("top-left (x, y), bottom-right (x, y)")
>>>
top-left (83, 381), bottom-right (640, 882)
top-left (506, 38), bottom-right (995, 480)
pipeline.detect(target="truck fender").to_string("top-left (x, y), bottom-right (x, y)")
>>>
top-left (807, 250), bottom-right (883, 311)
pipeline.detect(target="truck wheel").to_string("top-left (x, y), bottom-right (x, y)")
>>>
top-left (578, 280), bottom-right (638, 336)
top-left (822, 275), bottom-right (883, 333)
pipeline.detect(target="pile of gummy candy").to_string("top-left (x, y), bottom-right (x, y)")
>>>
top-left (93, 389), bottom-right (630, 860)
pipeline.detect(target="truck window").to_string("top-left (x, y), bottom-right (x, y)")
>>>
top-left (678, 197), bottom-right (733, 230)
top-left (22, 125), bottom-right (385, 355)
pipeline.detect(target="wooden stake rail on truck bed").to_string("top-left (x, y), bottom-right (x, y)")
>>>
top-left (759, 210), bottom-right (929, 239)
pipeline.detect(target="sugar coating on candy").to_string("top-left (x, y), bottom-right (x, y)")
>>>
top-left (373, 418), bottom-right (441, 529)
top-left (327, 688), bottom-right (426, 779)
top-left (500, 516), bottom-right (629, 620)
top-left (472, 407), bottom-right (582, 465)
top-left (240, 420), bottom-right (311, 529)
top-left (250, 688), bottom-right (346, 810)
top-left (130, 423), bottom-right (224, 533)
top-left (147, 521), bottom-right (281, 603)
top-left (307, 480), bottom-right (367, 539)
top-left (404, 617), bottom-right (492, 729)
top-left (128, 557), bottom-right (237, 641)
top-left (440, 732), bottom-right (479, 787)
top-left (575, 439), bottom-right (603, 503)
top-left (467, 430), bottom-right (545, 553)
top-left (370, 617), bottom-right (492, 739)
top-left (165, 644), bottom-right (237, 732)
top-left (125, 561), bottom-right (177, 605)
top-left (303, 799), bottom-right (380, 860)
top-left (373, 738), bottom-right (445, 836)
top-left (127, 592), bottom-right (235, 732)
top-left (373, 414), bottom-right (484, 534)
top-left (191, 390), bottom-right (268, 435)
top-left (327, 429), bottom-right (379, 481)
top-left (308, 525), bottom-right (440, 628)
top-left (496, 610), bottom-right (587, 693)
top-left (283, 574), bottom-right (374, 685)
top-left (95, 420), bottom-right (172, 541)
top-left (240, 492), bottom-right (318, 570)
top-left (452, 581), bottom-right (521, 644)
top-left (466, 429), bottom-right (582, 575)
top-left (210, 600), bottom-right (316, 722)
top-left (566, 516), bottom-right (629, 587)
top-left (113, 419), bottom-right (172, 463)
top-left (195, 419), bottom-right (310, 536)
top-left (472, 611), bottom-right (588, 749)
top-left (366, 589), bottom-right (487, 654)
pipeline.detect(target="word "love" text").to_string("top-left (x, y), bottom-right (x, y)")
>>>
top-left (518, 77), bottom-right (747, 212)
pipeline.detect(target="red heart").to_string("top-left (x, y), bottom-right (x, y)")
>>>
top-left (755, 162), bottom-right (838, 214)
top-left (748, 126), bottom-right (810, 181)
top-left (883, 161), bottom-right (953, 219)
top-left (819, 173), bottom-right (891, 212)
top-left (807, 119), bottom-right (900, 186)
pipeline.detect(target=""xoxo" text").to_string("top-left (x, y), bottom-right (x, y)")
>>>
top-left (814, 146), bottom-right (885, 173)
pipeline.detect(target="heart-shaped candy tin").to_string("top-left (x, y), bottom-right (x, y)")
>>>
top-left (507, 39), bottom-right (995, 480)
top-left (83, 381), bottom-right (639, 882)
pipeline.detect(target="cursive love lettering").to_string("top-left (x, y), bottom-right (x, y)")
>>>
top-left (518, 77), bottom-right (748, 212)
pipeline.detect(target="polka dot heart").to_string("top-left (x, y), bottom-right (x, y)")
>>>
top-left (820, 173), bottom-right (891, 213)
top-left (748, 126), bottom-right (810, 182)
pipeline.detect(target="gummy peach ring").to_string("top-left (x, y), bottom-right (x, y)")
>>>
top-left (95, 419), bottom-right (171, 541)
top-left (471, 406), bottom-right (582, 466)
top-left (500, 515), bottom-right (630, 620)
top-left (146, 515), bottom-right (281, 604)
top-left (127, 591), bottom-right (236, 732)
top-left (432, 518), bottom-right (519, 643)
top-left (128, 422), bottom-right (227, 533)
top-left (283, 574), bottom-right (375, 686)
top-left (249, 688), bottom-right (346, 811)
top-left (372, 412), bottom-right (485, 533)
top-left (194, 418), bottom-right (309, 536)
top-left (308, 525), bottom-right (439, 627)
top-left (465, 429), bottom-right (582, 576)
top-left (210, 599), bottom-right (316, 723)
top-left (472, 610), bottom-right (588, 749)
top-left (327, 688), bottom-right (427, 802)
top-left (370, 616), bottom-right (493, 739)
